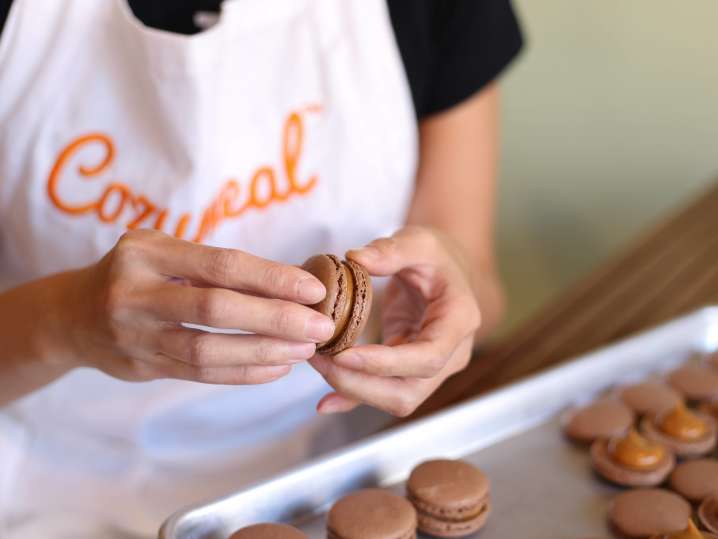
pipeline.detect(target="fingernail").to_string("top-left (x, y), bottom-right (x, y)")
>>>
top-left (266, 365), bottom-right (292, 376)
top-left (334, 352), bottom-right (363, 370)
top-left (318, 400), bottom-right (343, 414)
top-left (349, 246), bottom-right (378, 260)
top-left (306, 315), bottom-right (335, 342)
top-left (287, 342), bottom-right (316, 361)
top-left (299, 277), bottom-right (326, 304)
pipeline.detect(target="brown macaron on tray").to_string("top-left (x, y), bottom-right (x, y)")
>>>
top-left (161, 308), bottom-right (718, 539)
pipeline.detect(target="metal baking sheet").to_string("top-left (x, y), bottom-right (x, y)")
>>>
top-left (160, 307), bottom-right (718, 539)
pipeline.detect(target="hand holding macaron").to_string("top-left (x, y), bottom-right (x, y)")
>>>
top-left (310, 226), bottom-right (482, 417)
top-left (47, 229), bottom-right (335, 386)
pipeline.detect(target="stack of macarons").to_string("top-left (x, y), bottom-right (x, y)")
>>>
top-left (227, 459), bottom-right (490, 539)
top-left (562, 355), bottom-right (718, 537)
top-left (327, 459), bottom-right (490, 539)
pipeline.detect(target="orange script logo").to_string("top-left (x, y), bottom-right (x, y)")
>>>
top-left (47, 108), bottom-right (318, 243)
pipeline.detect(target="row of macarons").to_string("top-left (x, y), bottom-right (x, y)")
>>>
top-left (563, 356), bottom-right (718, 538)
top-left (227, 459), bottom-right (490, 539)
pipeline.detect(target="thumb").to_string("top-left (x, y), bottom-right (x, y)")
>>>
top-left (347, 228), bottom-right (440, 276)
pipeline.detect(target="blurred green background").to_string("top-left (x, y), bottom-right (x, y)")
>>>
top-left (497, 0), bottom-right (718, 332)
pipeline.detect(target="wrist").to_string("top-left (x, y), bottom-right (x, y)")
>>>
top-left (34, 269), bottom-right (87, 373)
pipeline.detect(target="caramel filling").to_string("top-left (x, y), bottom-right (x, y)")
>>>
top-left (659, 404), bottom-right (708, 441)
top-left (654, 519), bottom-right (706, 539)
top-left (608, 429), bottom-right (666, 471)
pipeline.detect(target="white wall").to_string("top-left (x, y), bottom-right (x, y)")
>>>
top-left (497, 0), bottom-right (718, 331)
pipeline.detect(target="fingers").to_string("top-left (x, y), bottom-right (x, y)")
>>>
top-left (169, 361), bottom-right (293, 385)
top-left (156, 327), bottom-right (317, 368)
top-left (334, 295), bottom-right (477, 378)
top-left (311, 339), bottom-right (473, 417)
top-left (316, 392), bottom-right (361, 414)
top-left (310, 356), bottom-right (421, 417)
top-left (333, 342), bottom-right (451, 379)
top-left (116, 229), bottom-right (325, 304)
top-left (346, 227), bottom-right (444, 276)
top-left (126, 352), bottom-right (293, 385)
top-left (149, 283), bottom-right (335, 342)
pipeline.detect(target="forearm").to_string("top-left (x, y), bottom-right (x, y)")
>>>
top-left (0, 271), bottom-right (78, 405)
top-left (406, 83), bottom-right (505, 338)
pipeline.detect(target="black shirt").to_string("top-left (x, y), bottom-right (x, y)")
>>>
top-left (0, 0), bottom-right (523, 119)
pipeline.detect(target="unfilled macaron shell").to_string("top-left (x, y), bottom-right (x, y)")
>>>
top-left (407, 459), bottom-right (490, 537)
top-left (564, 398), bottom-right (635, 443)
top-left (620, 382), bottom-right (683, 417)
top-left (609, 489), bottom-right (691, 538)
top-left (327, 489), bottom-right (416, 539)
top-left (669, 459), bottom-right (718, 503)
top-left (229, 523), bottom-right (308, 539)
top-left (668, 365), bottom-right (718, 402)
top-left (590, 438), bottom-right (675, 488)
top-left (699, 495), bottom-right (718, 534)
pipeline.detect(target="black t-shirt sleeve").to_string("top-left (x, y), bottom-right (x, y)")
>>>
top-left (0, 1), bottom-right (11, 35)
top-left (0, 0), bottom-right (523, 120)
top-left (387, 0), bottom-right (524, 118)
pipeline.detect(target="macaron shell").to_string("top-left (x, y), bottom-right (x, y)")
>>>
top-left (640, 413), bottom-right (717, 458)
top-left (700, 401), bottom-right (718, 423)
top-left (327, 488), bottom-right (417, 539)
top-left (620, 382), bottom-right (683, 417)
top-left (415, 501), bottom-right (490, 538)
top-left (699, 495), bottom-right (718, 534)
top-left (564, 399), bottom-right (635, 443)
top-left (319, 259), bottom-right (372, 355)
top-left (609, 489), bottom-right (691, 538)
top-left (668, 365), bottom-right (718, 402)
top-left (302, 254), bottom-right (373, 354)
top-left (669, 459), bottom-right (718, 503)
top-left (590, 439), bottom-right (675, 488)
top-left (407, 459), bottom-right (490, 516)
top-left (302, 254), bottom-right (347, 339)
top-left (648, 532), bottom-right (718, 539)
top-left (229, 523), bottom-right (309, 539)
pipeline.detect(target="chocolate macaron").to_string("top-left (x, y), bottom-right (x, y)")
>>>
top-left (649, 519), bottom-right (718, 539)
top-left (591, 429), bottom-right (675, 487)
top-left (302, 254), bottom-right (373, 355)
top-left (406, 459), bottom-right (490, 538)
top-left (668, 365), bottom-right (718, 403)
top-left (699, 495), bottom-right (718, 534)
top-left (669, 459), bottom-right (718, 503)
top-left (709, 352), bottom-right (718, 370)
top-left (564, 398), bottom-right (635, 444)
top-left (327, 489), bottom-right (416, 539)
top-left (641, 405), bottom-right (717, 458)
top-left (621, 381), bottom-right (683, 418)
top-left (609, 488), bottom-right (691, 538)
top-left (699, 400), bottom-right (718, 423)
top-left (229, 523), bottom-right (308, 539)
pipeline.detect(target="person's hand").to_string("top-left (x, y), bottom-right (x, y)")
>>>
top-left (54, 229), bottom-right (334, 385)
top-left (309, 226), bottom-right (482, 417)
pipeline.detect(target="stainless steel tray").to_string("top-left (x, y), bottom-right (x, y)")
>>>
top-left (160, 307), bottom-right (718, 539)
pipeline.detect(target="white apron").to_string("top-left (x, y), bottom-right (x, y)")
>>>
top-left (0, 0), bottom-right (417, 537)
